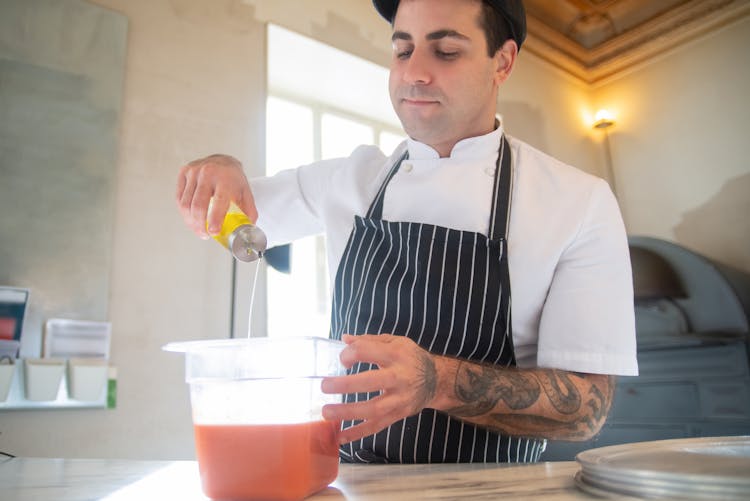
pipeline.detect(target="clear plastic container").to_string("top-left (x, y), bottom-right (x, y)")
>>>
top-left (164, 337), bottom-right (346, 501)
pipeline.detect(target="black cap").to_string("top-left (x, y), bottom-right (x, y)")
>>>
top-left (373, 0), bottom-right (526, 50)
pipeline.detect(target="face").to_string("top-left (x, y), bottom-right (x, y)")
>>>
top-left (389, 0), bottom-right (516, 157)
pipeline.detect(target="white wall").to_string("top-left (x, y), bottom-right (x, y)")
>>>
top-left (2, 0), bottom-right (747, 460)
top-left (594, 16), bottom-right (750, 272)
top-left (0, 0), bottom-right (394, 462)
top-left (0, 0), bottom-right (266, 459)
top-left (502, 52), bottom-right (601, 178)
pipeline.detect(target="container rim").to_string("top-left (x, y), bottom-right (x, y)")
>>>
top-left (162, 336), bottom-right (344, 354)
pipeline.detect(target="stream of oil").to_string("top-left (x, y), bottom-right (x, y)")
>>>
top-left (247, 256), bottom-right (261, 338)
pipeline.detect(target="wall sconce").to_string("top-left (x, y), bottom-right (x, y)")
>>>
top-left (594, 109), bottom-right (615, 129)
top-left (593, 109), bottom-right (617, 197)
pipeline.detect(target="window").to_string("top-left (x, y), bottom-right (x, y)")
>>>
top-left (321, 113), bottom-right (374, 158)
top-left (265, 25), bottom-right (406, 339)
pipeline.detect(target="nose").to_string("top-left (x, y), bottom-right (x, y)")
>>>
top-left (402, 48), bottom-right (432, 85)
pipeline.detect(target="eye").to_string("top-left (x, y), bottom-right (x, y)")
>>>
top-left (394, 44), bottom-right (413, 59)
top-left (435, 50), bottom-right (459, 60)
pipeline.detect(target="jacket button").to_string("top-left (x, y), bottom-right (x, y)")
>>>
top-left (402, 162), bottom-right (413, 173)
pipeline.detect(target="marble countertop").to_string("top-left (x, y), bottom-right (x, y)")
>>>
top-left (0, 457), bottom-right (629, 500)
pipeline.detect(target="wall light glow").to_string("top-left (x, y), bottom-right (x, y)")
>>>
top-left (593, 109), bottom-right (616, 129)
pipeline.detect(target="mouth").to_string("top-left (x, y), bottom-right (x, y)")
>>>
top-left (401, 98), bottom-right (439, 107)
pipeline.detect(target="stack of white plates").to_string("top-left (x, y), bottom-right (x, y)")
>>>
top-left (575, 436), bottom-right (750, 500)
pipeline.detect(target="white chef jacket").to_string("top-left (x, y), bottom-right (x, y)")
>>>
top-left (252, 124), bottom-right (638, 376)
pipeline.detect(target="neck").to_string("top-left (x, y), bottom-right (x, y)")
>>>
top-left (432, 141), bottom-right (457, 158)
top-left (427, 119), bottom-right (498, 158)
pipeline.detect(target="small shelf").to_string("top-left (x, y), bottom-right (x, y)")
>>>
top-left (0, 360), bottom-right (108, 410)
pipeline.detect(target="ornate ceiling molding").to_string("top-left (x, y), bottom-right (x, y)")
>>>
top-left (524, 0), bottom-right (750, 86)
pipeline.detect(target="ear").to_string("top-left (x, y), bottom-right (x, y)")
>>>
top-left (492, 39), bottom-right (517, 85)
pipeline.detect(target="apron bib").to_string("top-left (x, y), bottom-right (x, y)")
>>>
top-left (330, 136), bottom-right (545, 463)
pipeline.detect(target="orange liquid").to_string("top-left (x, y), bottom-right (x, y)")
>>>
top-left (194, 420), bottom-right (340, 501)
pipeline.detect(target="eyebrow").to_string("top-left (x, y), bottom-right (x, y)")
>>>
top-left (391, 29), bottom-right (471, 43)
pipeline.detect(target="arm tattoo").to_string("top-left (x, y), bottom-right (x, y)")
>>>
top-left (587, 376), bottom-right (615, 423)
top-left (448, 362), bottom-right (540, 416)
top-left (415, 350), bottom-right (438, 407)
top-left (444, 362), bottom-right (613, 440)
top-left (537, 371), bottom-right (581, 414)
top-left (448, 363), bottom-right (584, 418)
top-left (488, 414), bottom-right (591, 439)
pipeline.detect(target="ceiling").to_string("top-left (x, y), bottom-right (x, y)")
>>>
top-left (523, 0), bottom-right (750, 85)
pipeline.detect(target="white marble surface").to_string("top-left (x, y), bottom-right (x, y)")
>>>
top-left (0, 457), bottom-right (636, 500)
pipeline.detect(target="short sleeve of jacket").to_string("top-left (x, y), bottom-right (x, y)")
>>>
top-left (536, 180), bottom-right (638, 376)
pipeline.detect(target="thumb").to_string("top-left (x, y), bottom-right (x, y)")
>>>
top-left (236, 188), bottom-right (259, 224)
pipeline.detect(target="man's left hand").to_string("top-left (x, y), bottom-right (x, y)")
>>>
top-left (321, 334), bottom-right (440, 445)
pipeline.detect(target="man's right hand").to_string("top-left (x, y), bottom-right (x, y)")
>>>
top-left (175, 154), bottom-right (258, 239)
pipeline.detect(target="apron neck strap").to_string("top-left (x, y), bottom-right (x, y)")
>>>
top-left (489, 135), bottom-right (512, 241)
top-left (367, 150), bottom-right (408, 219)
top-left (366, 136), bottom-right (513, 242)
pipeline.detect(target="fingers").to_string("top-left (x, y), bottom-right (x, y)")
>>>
top-left (337, 420), bottom-right (383, 444)
top-left (191, 182), bottom-right (215, 238)
top-left (339, 334), bottom-right (398, 368)
top-left (204, 191), bottom-right (228, 236)
top-left (177, 160), bottom-right (208, 237)
top-left (175, 154), bottom-right (254, 239)
top-left (322, 370), bottom-right (393, 396)
top-left (321, 335), bottom-right (439, 445)
top-left (323, 397), bottom-right (377, 421)
top-left (330, 416), bottom-right (394, 445)
top-left (322, 396), bottom-right (399, 444)
top-left (175, 165), bottom-right (188, 205)
top-left (177, 165), bottom-right (199, 233)
top-left (236, 188), bottom-right (259, 224)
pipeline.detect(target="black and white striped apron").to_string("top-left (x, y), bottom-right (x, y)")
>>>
top-left (330, 135), bottom-right (545, 463)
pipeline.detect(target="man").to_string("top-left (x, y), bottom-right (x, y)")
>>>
top-left (176, 0), bottom-right (638, 464)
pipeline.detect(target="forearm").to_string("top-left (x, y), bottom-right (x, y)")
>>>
top-left (429, 356), bottom-right (615, 441)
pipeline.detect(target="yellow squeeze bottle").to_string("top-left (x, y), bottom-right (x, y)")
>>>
top-left (209, 201), bottom-right (267, 262)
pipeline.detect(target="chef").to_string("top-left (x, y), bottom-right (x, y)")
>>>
top-left (176, 0), bottom-right (638, 464)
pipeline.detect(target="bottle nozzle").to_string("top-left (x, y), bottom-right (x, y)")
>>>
top-left (229, 224), bottom-right (267, 262)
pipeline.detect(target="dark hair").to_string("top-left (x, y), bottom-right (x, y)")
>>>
top-left (478, 1), bottom-right (513, 57)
